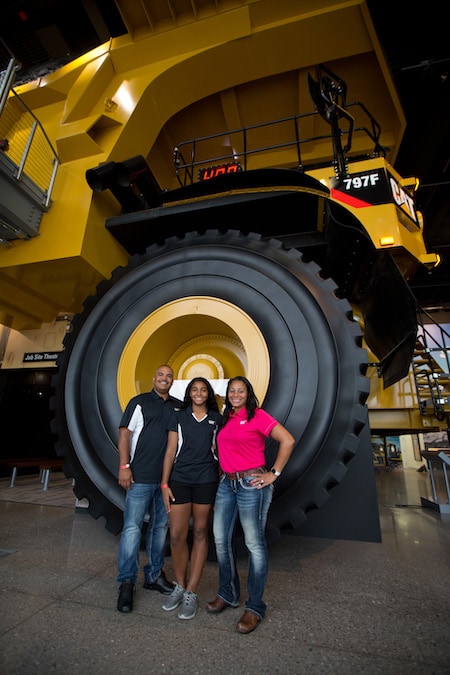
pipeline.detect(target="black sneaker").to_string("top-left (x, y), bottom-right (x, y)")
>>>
top-left (117, 579), bottom-right (135, 612)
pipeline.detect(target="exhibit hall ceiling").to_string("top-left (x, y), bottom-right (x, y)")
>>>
top-left (1, 0), bottom-right (449, 312)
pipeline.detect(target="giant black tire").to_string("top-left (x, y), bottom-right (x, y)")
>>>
top-left (52, 230), bottom-right (368, 539)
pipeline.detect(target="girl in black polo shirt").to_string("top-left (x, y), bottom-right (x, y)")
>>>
top-left (160, 377), bottom-right (221, 620)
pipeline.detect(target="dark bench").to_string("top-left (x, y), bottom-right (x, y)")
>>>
top-left (0, 458), bottom-right (65, 490)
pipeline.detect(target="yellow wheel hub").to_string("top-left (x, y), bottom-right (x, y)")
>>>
top-left (117, 296), bottom-right (270, 407)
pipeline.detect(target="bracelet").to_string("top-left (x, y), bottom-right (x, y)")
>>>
top-left (160, 483), bottom-right (169, 489)
top-left (119, 463), bottom-right (130, 469)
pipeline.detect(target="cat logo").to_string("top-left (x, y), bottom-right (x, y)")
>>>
top-left (388, 173), bottom-right (418, 227)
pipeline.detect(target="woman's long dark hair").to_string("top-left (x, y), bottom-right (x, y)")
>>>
top-left (183, 377), bottom-right (219, 412)
top-left (221, 376), bottom-right (259, 426)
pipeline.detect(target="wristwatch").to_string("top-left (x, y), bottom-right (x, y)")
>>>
top-left (271, 467), bottom-right (281, 477)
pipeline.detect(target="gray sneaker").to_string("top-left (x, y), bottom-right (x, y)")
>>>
top-left (178, 590), bottom-right (198, 620)
top-left (162, 583), bottom-right (185, 611)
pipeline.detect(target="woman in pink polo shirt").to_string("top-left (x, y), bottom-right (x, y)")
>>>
top-left (206, 376), bottom-right (295, 634)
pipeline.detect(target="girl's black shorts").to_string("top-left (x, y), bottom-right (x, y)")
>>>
top-left (168, 480), bottom-right (218, 505)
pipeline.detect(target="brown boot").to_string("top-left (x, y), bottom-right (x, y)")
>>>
top-left (236, 610), bottom-right (261, 634)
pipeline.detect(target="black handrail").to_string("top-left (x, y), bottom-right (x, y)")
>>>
top-left (173, 103), bottom-right (385, 187)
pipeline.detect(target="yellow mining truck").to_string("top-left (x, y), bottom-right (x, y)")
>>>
top-left (0, 1), bottom-right (440, 541)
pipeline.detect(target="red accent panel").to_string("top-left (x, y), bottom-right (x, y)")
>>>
top-left (330, 188), bottom-right (371, 208)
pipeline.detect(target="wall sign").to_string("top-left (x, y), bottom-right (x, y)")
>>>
top-left (23, 352), bottom-right (61, 363)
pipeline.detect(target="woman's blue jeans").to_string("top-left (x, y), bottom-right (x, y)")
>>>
top-left (212, 475), bottom-right (273, 618)
top-left (117, 482), bottom-right (168, 584)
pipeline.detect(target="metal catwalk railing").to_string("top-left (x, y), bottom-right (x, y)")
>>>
top-left (0, 40), bottom-right (20, 115)
top-left (0, 88), bottom-right (59, 209)
top-left (0, 50), bottom-right (59, 242)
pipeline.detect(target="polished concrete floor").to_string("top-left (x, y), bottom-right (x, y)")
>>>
top-left (0, 466), bottom-right (449, 674)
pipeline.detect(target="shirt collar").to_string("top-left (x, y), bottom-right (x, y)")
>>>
top-left (231, 407), bottom-right (247, 419)
top-left (150, 389), bottom-right (180, 403)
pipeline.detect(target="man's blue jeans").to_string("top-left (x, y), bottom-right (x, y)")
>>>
top-left (212, 474), bottom-right (273, 618)
top-left (117, 482), bottom-right (168, 584)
